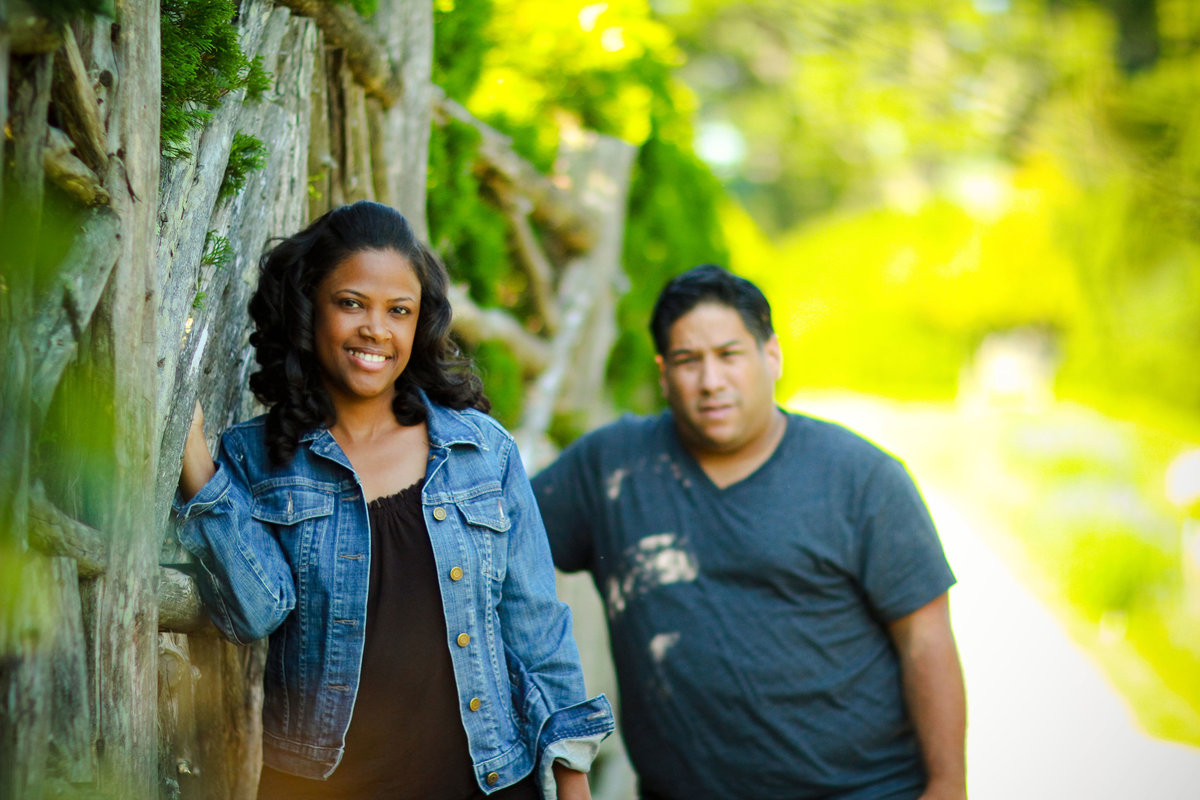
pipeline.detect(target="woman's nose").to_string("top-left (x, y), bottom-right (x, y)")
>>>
top-left (359, 314), bottom-right (391, 341)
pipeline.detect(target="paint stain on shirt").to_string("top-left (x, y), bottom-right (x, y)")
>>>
top-left (605, 532), bottom-right (698, 618)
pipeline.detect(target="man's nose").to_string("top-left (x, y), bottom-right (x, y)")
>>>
top-left (698, 357), bottom-right (724, 392)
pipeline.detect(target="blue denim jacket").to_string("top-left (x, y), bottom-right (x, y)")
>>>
top-left (173, 394), bottom-right (613, 795)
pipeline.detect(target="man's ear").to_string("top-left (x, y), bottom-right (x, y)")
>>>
top-left (655, 354), bottom-right (668, 398)
top-left (764, 335), bottom-right (783, 381)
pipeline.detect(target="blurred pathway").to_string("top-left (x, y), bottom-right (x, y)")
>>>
top-left (931, 489), bottom-right (1200, 799)
top-left (792, 392), bottom-right (1200, 799)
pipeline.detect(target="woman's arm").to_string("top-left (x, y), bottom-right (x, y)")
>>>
top-left (179, 401), bottom-right (216, 501)
top-left (553, 762), bottom-right (592, 800)
top-left (174, 407), bottom-right (297, 643)
top-left (492, 435), bottom-right (614, 798)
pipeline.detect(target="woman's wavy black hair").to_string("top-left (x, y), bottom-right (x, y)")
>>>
top-left (247, 201), bottom-right (490, 464)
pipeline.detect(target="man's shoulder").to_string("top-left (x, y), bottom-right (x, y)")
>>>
top-left (546, 412), bottom-right (671, 475)
top-left (571, 411), bottom-right (671, 453)
top-left (784, 410), bottom-right (899, 469)
top-left (588, 410), bottom-right (667, 439)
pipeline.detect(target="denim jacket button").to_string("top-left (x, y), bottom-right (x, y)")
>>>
top-left (449, 566), bottom-right (464, 581)
top-left (456, 633), bottom-right (471, 647)
top-left (469, 697), bottom-right (482, 711)
top-left (433, 506), bottom-right (447, 521)
top-left (486, 772), bottom-right (500, 785)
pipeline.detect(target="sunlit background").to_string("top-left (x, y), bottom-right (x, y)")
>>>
top-left (434, 0), bottom-right (1200, 794)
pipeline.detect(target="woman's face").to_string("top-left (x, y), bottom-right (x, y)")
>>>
top-left (311, 248), bottom-right (421, 410)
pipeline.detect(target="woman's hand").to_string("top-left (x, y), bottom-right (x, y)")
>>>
top-left (552, 762), bottom-right (592, 800)
top-left (178, 401), bottom-right (217, 502)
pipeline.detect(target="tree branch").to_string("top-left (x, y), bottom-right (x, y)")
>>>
top-left (274, 0), bottom-right (403, 107)
top-left (30, 206), bottom-right (122, 425)
top-left (45, 126), bottom-right (109, 206)
top-left (52, 24), bottom-right (108, 173)
top-left (28, 481), bottom-right (108, 578)
top-left (447, 284), bottom-right (549, 375)
top-left (432, 90), bottom-right (597, 253)
top-left (493, 184), bottom-right (560, 333)
top-left (158, 567), bottom-right (216, 634)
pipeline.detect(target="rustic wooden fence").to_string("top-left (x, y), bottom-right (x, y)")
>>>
top-left (0, 1), bottom-right (633, 796)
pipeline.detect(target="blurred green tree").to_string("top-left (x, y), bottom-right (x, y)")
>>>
top-left (653, 0), bottom-right (1200, 418)
top-left (430, 0), bottom-right (729, 426)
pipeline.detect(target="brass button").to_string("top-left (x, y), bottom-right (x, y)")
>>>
top-left (433, 506), bottom-right (447, 521)
top-left (469, 697), bottom-right (482, 712)
top-left (449, 566), bottom-right (464, 581)
top-left (456, 633), bottom-right (471, 647)
top-left (486, 772), bottom-right (500, 785)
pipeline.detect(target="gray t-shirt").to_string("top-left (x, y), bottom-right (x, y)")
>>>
top-left (533, 410), bottom-right (956, 800)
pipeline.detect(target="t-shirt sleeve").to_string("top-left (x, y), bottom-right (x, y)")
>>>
top-left (855, 455), bottom-right (956, 622)
top-left (531, 436), bottom-right (598, 574)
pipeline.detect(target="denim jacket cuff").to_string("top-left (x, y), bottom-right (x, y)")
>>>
top-left (535, 692), bottom-right (614, 795)
top-left (172, 462), bottom-right (231, 521)
top-left (538, 732), bottom-right (609, 800)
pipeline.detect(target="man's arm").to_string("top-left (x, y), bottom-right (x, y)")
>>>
top-left (887, 592), bottom-right (967, 800)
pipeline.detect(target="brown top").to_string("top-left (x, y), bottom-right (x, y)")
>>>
top-left (257, 481), bottom-right (538, 800)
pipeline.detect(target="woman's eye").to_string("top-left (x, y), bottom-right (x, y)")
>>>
top-left (338, 298), bottom-right (360, 309)
top-left (391, 306), bottom-right (410, 315)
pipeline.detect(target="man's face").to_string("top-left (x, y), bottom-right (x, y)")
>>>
top-left (656, 302), bottom-right (782, 457)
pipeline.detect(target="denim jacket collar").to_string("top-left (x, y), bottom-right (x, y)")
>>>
top-left (295, 389), bottom-right (490, 460)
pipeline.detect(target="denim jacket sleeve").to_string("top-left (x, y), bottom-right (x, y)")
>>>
top-left (494, 435), bottom-right (614, 783)
top-left (172, 428), bottom-right (297, 644)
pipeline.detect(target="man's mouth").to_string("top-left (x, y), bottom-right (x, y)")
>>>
top-left (698, 403), bottom-right (733, 417)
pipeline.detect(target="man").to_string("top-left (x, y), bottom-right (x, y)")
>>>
top-left (532, 265), bottom-right (966, 799)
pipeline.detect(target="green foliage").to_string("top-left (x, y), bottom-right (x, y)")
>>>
top-left (612, 133), bottom-right (731, 413)
top-left (336, 0), bottom-right (380, 17)
top-left (472, 341), bottom-right (524, 428)
top-left (160, 0), bottom-right (274, 157)
top-left (982, 406), bottom-right (1200, 742)
top-left (657, 0), bottom-right (1200, 423)
top-left (244, 57), bottom-right (272, 101)
top-left (1056, 528), bottom-right (1175, 618)
top-left (426, 121), bottom-right (512, 307)
top-left (219, 132), bottom-right (268, 201)
top-left (433, 0), bottom-right (494, 101)
top-left (429, 0), bottom-right (730, 422)
top-left (34, 0), bottom-right (114, 19)
top-left (202, 231), bottom-right (233, 269)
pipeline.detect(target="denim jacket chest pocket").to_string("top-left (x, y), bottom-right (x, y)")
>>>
top-left (250, 480), bottom-right (338, 567)
top-left (454, 490), bottom-right (511, 582)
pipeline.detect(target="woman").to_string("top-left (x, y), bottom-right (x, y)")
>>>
top-left (175, 201), bottom-right (613, 800)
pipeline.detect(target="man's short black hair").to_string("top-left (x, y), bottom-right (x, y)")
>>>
top-left (650, 264), bottom-right (775, 355)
